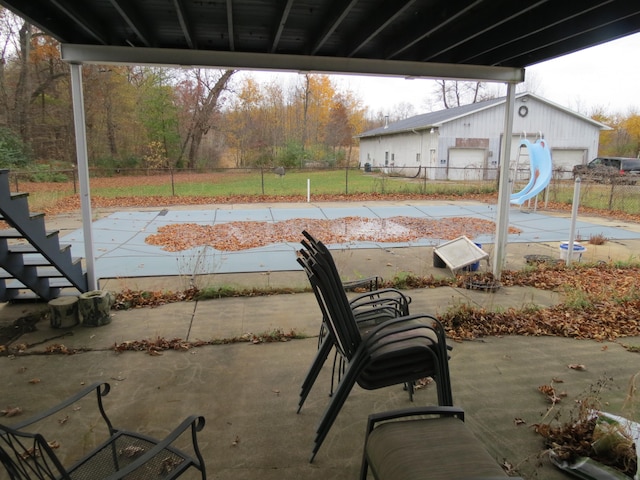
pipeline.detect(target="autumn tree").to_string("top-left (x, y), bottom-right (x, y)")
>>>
top-left (0, 9), bottom-right (70, 163)
top-left (225, 76), bottom-right (269, 166)
top-left (175, 69), bottom-right (235, 169)
top-left (620, 112), bottom-right (640, 158)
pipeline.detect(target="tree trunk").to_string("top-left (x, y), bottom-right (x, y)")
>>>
top-left (14, 22), bottom-right (31, 143)
top-left (184, 69), bottom-right (235, 169)
top-left (79, 290), bottom-right (113, 327)
top-left (48, 297), bottom-right (79, 328)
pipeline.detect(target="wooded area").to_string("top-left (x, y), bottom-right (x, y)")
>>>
top-left (1, 8), bottom-right (638, 179)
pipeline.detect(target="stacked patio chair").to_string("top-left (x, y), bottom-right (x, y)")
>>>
top-left (297, 238), bottom-right (413, 413)
top-left (297, 231), bottom-right (453, 462)
top-left (0, 382), bottom-right (206, 479)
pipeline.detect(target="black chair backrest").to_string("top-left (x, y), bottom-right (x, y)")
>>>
top-left (299, 232), bottom-right (363, 358)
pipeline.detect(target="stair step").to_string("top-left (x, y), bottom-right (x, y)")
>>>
top-left (0, 266), bottom-right (66, 278)
top-left (0, 228), bottom-right (59, 239)
top-left (8, 243), bottom-right (72, 255)
top-left (6, 277), bottom-right (75, 289)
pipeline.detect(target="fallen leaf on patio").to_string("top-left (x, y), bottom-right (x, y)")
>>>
top-left (568, 364), bottom-right (586, 370)
top-left (501, 459), bottom-right (516, 475)
top-left (28, 378), bottom-right (40, 384)
top-left (119, 445), bottom-right (145, 458)
top-left (20, 447), bottom-right (39, 460)
top-left (161, 456), bottom-right (182, 473)
top-left (1, 406), bottom-right (23, 417)
top-left (552, 377), bottom-right (564, 383)
top-left (232, 435), bottom-right (240, 446)
top-left (58, 415), bottom-right (68, 425)
top-left (538, 385), bottom-right (561, 404)
top-left (272, 389), bottom-right (280, 396)
top-left (514, 417), bottom-right (526, 425)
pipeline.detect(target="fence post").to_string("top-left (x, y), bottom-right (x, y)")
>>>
top-left (170, 168), bottom-right (176, 196)
top-left (261, 167), bottom-right (264, 195)
top-left (345, 165), bottom-right (349, 194)
top-left (14, 173), bottom-right (18, 192)
top-left (72, 168), bottom-right (77, 194)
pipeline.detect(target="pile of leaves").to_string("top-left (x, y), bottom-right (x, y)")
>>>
top-left (535, 378), bottom-right (638, 476)
top-left (145, 216), bottom-right (521, 252)
top-left (440, 264), bottom-right (640, 342)
top-left (112, 329), bottom-right (300, 355)
top-left (111, 287), bottom-right (200, 309)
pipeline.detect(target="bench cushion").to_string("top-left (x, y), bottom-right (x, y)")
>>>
top-left (366, 416), bottom-right (507, 480)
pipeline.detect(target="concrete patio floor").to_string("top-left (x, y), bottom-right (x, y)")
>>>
top-left (2, 287), bottom-right (640, 479)
top-left (2, 201), bottom-right (640, 479)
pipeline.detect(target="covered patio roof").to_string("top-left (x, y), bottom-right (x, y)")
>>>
top-left (1, 0), bottom-right (639, 81)
top-left (1, 0), bottom-right (640, 287)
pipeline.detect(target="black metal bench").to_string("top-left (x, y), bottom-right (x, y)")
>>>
top-left (0, 382), bottom-right (206, 479)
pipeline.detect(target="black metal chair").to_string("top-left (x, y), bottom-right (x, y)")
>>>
top-left (298, 232), bottom-right (453, 462)
top-left (0, 382), bottom-right (206, 480)
top-left (360, 406), bottom-right (524, 480)
top-left (297, 251), bottom-right (413, 413)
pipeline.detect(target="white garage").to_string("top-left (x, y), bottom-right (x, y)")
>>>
top-left (358, 92), bottom-right (609, 181)
top-left (551, 149), bottom-right (587, 178)
top-left (448, 149), bottom-right (486, 181)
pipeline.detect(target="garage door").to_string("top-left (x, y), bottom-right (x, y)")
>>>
top-left (448, 149), bottom-right (486, 181)
top-left (552, 149), bottom-right (587, 179)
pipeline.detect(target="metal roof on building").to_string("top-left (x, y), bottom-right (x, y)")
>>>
top-left (357, 93), bottom-right (611, 137)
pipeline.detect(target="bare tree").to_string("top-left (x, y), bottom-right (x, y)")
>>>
top-left (433, 80), bottom-right (494, 109)
top-left (177, 69), bottom-right (235, 169)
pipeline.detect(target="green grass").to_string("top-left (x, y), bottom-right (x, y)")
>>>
top-left (84, 170), bottom-right (497, 198)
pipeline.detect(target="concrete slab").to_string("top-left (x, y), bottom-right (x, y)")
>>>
top-left (3, 328), bottom-right (639, 480)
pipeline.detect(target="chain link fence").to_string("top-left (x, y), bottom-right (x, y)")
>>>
top-left (7, 166), bottom-right (640, 216)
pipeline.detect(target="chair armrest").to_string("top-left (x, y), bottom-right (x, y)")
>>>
top-left (349, 288), bottom-right (411, 308)
top-left (368, 406), bottom-right (465, 427)
top-left (342, 276), bottom-right (382, 292)
top-left (8, 382), bottom-right (110, 431)
top-left (103, 415), bottom-right (206, 480)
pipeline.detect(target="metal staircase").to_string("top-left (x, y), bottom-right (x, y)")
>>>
top-left (0, 169), bottom-right (88, 301)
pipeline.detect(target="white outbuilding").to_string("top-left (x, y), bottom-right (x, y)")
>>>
top-left (357, 92), bottom-right (610, 181)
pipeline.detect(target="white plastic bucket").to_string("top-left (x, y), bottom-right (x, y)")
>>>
top-left (559, 241), bottom-right (586, 262)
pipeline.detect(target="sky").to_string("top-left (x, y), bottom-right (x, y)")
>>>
top-left (345, 31), bottom-right (640, 115)
top-left (242, 31), bottom-right (640, 117)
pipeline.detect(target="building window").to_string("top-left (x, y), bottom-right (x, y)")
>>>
top-left (416, 153), bottom-right (421, 163)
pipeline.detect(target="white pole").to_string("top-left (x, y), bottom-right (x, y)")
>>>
top-left (567, 177), bottom-right (581, 266)
top-left (492, 83), bottom-right (517, 278)
top-left (69, 63), bottom-right (97, 290)
top-left (307, 178), bottom-right (310, 202)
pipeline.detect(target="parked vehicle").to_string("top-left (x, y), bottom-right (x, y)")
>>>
top-left (573, 157), bottom-right (640, 184)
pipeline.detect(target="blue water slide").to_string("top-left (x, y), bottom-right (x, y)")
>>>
top-left (510, 138), bottom-right (553, 205)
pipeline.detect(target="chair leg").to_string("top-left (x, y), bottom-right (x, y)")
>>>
top-left (311, 353), bottom-right (367, 462)
top-left (298, 333), bottom-right (334, 413)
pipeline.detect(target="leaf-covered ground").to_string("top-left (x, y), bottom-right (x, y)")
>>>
top-left (145, 216), bottom-right (522, 251)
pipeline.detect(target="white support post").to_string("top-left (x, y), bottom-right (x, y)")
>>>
top-left (567, 177), bottom-right (582, 266)
top-left (69, 63), bottom-right (97, 290)
top-left (492, 83), bottom-right (517, 279)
